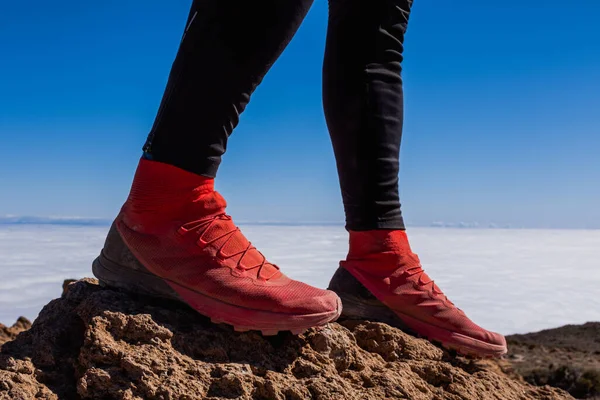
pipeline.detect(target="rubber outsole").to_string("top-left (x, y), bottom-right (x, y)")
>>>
top-left (92, 253), bottom-right (342, 336)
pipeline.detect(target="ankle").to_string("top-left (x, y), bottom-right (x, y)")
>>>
top-left (130, 157), bottom-right (213, 199)
top-left (345, 230), bottom-right (417, 275)
top-left (348, 229), bottom-right (412, 257)
top-left (122, 158), bottom-right (225, 223)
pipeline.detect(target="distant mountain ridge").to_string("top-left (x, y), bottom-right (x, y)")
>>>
top-left (1, 216), bottom-right (488, 228)
top-left (0, 216), bottom-right (111, 226)
top-left (2, 216), bottom-right (595, 229)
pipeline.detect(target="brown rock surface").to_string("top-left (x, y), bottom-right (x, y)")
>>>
top-left (0, 279), bottom-right (572, 399)
top-left (0, 317), bottom-right (31, 348)
top-left (505, 323), bottom-right (600, 399)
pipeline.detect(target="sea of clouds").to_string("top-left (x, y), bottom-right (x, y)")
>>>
top-left (0, 224), bottom-right (598, 335)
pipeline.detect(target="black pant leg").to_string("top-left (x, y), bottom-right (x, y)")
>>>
top-left (144, 0), bottom-right (314, 177)
top-left (324, 0), bottom-right (413, 231)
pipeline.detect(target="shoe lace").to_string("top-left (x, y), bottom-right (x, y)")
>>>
top-left (180, 214), bottom-right (280, 280)
top-left (403, 253), bottom-right (453, 304)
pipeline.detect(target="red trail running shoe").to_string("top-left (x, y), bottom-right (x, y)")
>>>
top-left (93, 158), bottom-right (342, 335)
top-left (328, 230), bottom-right (507, 357)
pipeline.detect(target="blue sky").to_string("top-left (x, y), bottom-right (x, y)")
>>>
top-left (1, 1), bottom-right (599, 229)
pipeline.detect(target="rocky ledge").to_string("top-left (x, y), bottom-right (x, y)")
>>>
top-left (0, 279), bottom-right (575, 399)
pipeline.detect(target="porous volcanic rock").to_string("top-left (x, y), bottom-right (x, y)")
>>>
top-left (0, 279), bottom-right (573, 399)
top-left (0, 317), bottom-right (31, 348)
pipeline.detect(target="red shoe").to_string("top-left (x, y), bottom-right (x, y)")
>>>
top-left (328, 230), bottom-right (507, 357)
top-left (93, 158), bottom-right (341, 335)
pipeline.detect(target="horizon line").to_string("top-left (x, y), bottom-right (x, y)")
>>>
top-left (0, 216), bottom-right (598, 230)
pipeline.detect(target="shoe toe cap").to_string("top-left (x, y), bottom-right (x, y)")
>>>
top-left (462, 324), bottom-right (507, 351)
top-left (485, 330), bottom-right (507, 348)
top-left (281, 287), bottom-right (341, 315)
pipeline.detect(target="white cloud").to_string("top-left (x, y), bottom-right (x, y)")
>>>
top-left (0, 225), bottom-right (598, 335)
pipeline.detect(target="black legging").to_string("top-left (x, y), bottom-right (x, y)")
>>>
top-left (142, 0), bottom-right (413, 231)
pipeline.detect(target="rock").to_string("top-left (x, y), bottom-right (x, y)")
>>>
top-left (505, 323), bottom-right (600, 399)
top-left (0, 279), bottom-right (573, 399)
top-left (0, 317), bottom-right (31, 348)
top-left (62, 279), bottom-right (78, 295)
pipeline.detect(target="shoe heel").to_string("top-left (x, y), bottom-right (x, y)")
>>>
top-left (328, 267), bottom-right (409, 328)
top-left (92, 253), bottom-right (181, 301)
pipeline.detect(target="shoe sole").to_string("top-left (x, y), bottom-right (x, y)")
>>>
top-left (338, 291), bottom-right (506, 358)
top-left (330, 268), bottom-right (507, 358)
top-left (92, 253), bottom-right (342, 336)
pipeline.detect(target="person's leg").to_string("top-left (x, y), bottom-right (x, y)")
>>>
top-left (93, 0), bottom-right (341, 334)
top-left (323, 0), bottom-right (407, 231)
top-left (324, 0), bottom-right (507, 357)
top-left (143, 0), bottom-right (313, 177)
